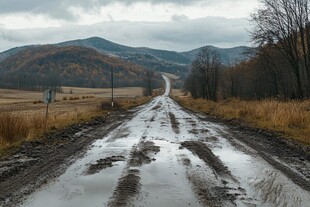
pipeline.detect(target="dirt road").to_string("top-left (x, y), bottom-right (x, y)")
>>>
top-left (1, 76), bottom-right (310, 207)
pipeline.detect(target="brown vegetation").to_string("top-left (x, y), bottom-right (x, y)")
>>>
top-left (174, 96), bottom-right (310, 145)
top-left (0, 87), bottom-right (150, 154)
top-left (0, 45), bottom-right (163, 90)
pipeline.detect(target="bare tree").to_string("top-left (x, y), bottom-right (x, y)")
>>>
top-left (185, 47), bottom-right (221, 101)
top-left (251, 0), bottom-right (310, 99)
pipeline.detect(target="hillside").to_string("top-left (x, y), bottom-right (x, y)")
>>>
top-left (0, 46), bottom-right (162, 89)
top-left (0, 46), bottom-right (34, 62)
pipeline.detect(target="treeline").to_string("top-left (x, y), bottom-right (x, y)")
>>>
top-left (185, 0), bottom-right (310, 101)
top-left (0, 46), bottom-right (162, 91)
top-left (0, 71), bottom-right (62, 92)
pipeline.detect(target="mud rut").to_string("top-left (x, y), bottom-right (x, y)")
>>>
top-left (4, 75), bottom-right (310, 207)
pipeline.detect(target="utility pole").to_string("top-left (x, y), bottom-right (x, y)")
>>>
top-left (111, 66), bottom-right (114, 107)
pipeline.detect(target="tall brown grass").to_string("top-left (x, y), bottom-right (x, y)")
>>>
top-left (0, 96), bottom-right (151, 153)
top-left (174, 97), bottom-right (310, 145)
top-left (0, 110), bottom-right (100, 149)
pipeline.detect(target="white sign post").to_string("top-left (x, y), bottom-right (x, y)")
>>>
top-left (43, 89), bottom-right (56, 118)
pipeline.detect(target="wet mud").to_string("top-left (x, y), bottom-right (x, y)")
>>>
top-left (152, 104), bottom-right (161, 110)
top-left (108, 169), bottom-right (141, 207)
top-left (168, 112), bottom-right (180, 134)
top-left (86, 156), bottom-right (125, 175)
top-left (188, 175), bottom-right (235, 207)
top-left (108, 140), bottom-right (160, 206)
top-left (212, 118), bottom-right (310, 191)
top-left (0, 113), bottom-right (130, 206)
top-left (129, 141), bottom-right (160, 167)
top-left (181, 141), bottom-right (231, 177)
top-left (178, 153), bottom-right (241, 207)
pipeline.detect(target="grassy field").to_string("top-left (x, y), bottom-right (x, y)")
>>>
top-left (0, 87), bottom-right (143, 104)
top-left (172, 92), bottom-right (310, 146)
top-left (0, 87), bottom-right (149, 153)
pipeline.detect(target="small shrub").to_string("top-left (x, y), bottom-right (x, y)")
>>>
top-left (33, 100), bottom-right (43, 104)
top-left (101, 101), bottom-right (121, 110)
top-left (69, 96), bottom-right (80, 100)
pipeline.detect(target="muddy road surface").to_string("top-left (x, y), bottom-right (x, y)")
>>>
top-left (1, 75), bottom-right (310, 207)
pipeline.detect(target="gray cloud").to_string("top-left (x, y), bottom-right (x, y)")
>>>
top-left (0, 16), bottom-right (251, 52)
top-left (0, 0), bottom-right (247, 13)
top-left (0, 0), bottom-right (237, 20)
top-left (0, 0), bottom-right (98, 20)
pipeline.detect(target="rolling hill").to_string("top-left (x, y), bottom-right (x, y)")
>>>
top-left (0, 46), bottom-right (162, 90)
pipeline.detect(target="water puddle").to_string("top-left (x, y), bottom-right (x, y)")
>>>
top-left (135, 140), bottom-right (202, 207)
top-left (212, 138), bottom-right (310, 206)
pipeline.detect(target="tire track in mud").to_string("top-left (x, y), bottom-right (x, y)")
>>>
top-left (108, 169), bottom-right (141, 207)
top-left (177, 153), bottom-right (242, 207)
top-left (108, 140), bottom-right (160, 207)
top-left (194, 114), bottom-right (310, 192)
top-left (181, 141), bottom-right (232, 178)
top-left (85, 156), bottom-right (126, 175)
top-left (168, 112), bottom-right (180, 134)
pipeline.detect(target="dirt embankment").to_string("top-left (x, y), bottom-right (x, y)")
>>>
top-left (0, 112), bottom-right (132, 207)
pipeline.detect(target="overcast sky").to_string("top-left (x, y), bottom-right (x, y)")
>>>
top-left (0, 0), bottom-right (259, 52)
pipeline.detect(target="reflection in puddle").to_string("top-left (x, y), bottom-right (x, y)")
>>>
top-left (212, 139), bottom-right (310, 207)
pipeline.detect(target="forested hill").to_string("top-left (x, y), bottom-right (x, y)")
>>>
top-left (0, 46), bottom-right (161, 89)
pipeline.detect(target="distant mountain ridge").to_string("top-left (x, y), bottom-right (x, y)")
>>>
top-left (57, 37), bottom-right (191, 65)
top-left (0, 37), bottom-right (252, 67)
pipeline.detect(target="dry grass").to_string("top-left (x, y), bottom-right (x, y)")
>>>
top-left (173, 96), bottom-right (310, 146)
top-left (0, 87), bottom-right (149, 153)
top-left (0, 87), bottom-right (143, 105)
top-left (115, 97), bottom-right (151, 109)
top-left (61, 87), bottom-right (143, 97)
top-left (0, 109), bottom-right (102, 149)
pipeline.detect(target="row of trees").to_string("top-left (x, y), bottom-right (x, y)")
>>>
top-left (0, 68), bottom-right (162, 95)
top-left (185, 0), bottom-right (310, 101)
top-left (0, 71), bottom-right (62, 92)
top-left (184, 48), bottom-right (221, 101)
